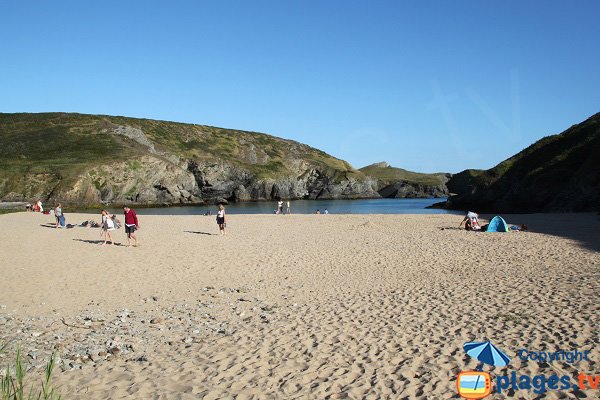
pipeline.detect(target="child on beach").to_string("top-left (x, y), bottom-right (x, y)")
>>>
top-left (123, 206), bottom-right (139, 247)
top-left (101, 209), bottom-right (115, 245)
top-left (216, 204), bottom-right (226, 235)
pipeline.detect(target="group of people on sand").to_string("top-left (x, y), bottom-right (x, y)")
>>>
top-left (30, 198), bottom-right (228, 240)
top-left (275, 200), bottom-right (291, 215)
top-left (459, 211), bottom-right (527, 232)
top-left (27, 200), bottom-right (67, 229)
top-left (99, 206), bottom-right (140, 246)
top-left (25, 199), bottom-right (44, 213)
top-left (28, 200), bottom-right (140, 247)
top-left (274, 199), bottom-right (330, 215)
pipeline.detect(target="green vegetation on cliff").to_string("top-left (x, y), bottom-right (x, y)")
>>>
top-left (444, 112), bottom-right (600, 212)
top-left (359, 162), bottom-right (448, 187)
top-left (0, 112), bottom-right (372, 204)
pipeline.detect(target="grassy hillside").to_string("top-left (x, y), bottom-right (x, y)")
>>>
top-left (359, 162), bottom-right (448, 187)
top-left (445, 112), bottom-right (600, 212)
top-left (0, 112), bottom-right (369, 203)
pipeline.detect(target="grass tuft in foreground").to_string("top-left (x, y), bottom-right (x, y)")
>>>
top-left (0, 344), bottom-right (62, 400)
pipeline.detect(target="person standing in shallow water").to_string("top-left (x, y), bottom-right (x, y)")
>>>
top-left (216, 204), bottom-right (226, 235)
top-left (123, 206), bottom-right (140, 247)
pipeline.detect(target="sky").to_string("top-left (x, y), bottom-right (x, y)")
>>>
top-left (1, 1), bottom-right (599, 173)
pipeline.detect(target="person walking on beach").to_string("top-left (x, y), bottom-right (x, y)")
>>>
top-left (286, 200), bottom-right (291, 214)
top-left (216, 204), bottom-right (226, 235)
top-left (34, 199), bottom-right (43, 212)
top-left (277, 200), bottom-right (283, 214)
top-left (101, 209), bottom-right (115, 245)
top-left (54, 203), bottom-right (65, 228)
top-left (123, 206), bottom-right (139, 247)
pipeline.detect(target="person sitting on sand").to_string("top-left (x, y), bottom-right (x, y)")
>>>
top-left (216, 204), bottom-right (226, 235)
top-left (101, 209), bottom-right (115, 245)
top-left (33, 199), bottom-right (42, 212)
top-left (315, 209), bottom-right (321, 214)
top-left (123, 206), bottom-right (139, 247)
top-left (459, 211), bottom-right (481, 231)
top-left (510, 224), bottom-right (528, 231)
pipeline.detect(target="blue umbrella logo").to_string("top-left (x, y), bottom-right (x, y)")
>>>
top-left (463, 341), bottom-right (511, 368)
top-left (460, 341), bottom-right (511, 398)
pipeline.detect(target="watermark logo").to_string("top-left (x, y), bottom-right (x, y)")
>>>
top-left (456, 341), bottom-right (598, 398)
top-left (456, 371), bottom-right (492, 399)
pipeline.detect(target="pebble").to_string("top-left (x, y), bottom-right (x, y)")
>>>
top-left (0, 288), bottom-right (276, 377)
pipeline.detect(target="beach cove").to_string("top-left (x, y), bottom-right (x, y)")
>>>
top-left (0, 211), bottom-right (598, 399)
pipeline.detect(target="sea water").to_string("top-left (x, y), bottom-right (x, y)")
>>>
top-left (85, 198), bottom-right (460, 215)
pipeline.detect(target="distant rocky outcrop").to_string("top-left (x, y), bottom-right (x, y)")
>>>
top-left (436, 112), bottom-right (600, 212)
top-left (0, 112), bottom-right (380, 206)
top-left (359, 162), bottom-right (450, 198)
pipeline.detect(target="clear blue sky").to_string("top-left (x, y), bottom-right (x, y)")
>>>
top-left (1, 1), bottom-right (599, 173)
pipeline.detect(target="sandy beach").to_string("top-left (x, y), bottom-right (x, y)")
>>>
top-left (0, 211), bottom-right (598, 399)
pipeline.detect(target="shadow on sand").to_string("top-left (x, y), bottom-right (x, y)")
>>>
top-left (73, 239), bottom-right (123, 246)
top-left (484, 213), bottom-right (600, 253)
top-left (184, 230), bottom-right (215, 236)
top-left (439, 213), bottom-right (600, 253)
top-left (39, 223), bottom-right (59, 229)
top-left (40, 223), bottom-right (76, 229)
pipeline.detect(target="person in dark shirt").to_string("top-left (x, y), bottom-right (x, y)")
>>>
top-left (123, 206), bottom-right (140, 247)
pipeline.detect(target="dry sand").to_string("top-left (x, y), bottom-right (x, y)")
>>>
top-left (0, 211), bottom-right (598, 399)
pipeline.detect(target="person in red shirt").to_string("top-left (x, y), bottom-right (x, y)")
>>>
top-left (123, 206), bottom-right (140, 247)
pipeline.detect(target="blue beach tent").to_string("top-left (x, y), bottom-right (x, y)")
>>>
top-left (487, 216), bottom-right (509, 232)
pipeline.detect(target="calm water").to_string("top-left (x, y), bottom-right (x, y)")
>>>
top-left (84, 198), bottom-right (459, 215)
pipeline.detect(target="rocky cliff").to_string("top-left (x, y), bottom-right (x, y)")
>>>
top-left (438, 112), bottom-right (600, 212)
top-left (359, 162), bottom-right (450, 198)
top-left (0, 113), bottom-right (379, 206)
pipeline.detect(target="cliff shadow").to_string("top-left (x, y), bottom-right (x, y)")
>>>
top-left (481, 213), bottom-right (600, 253)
